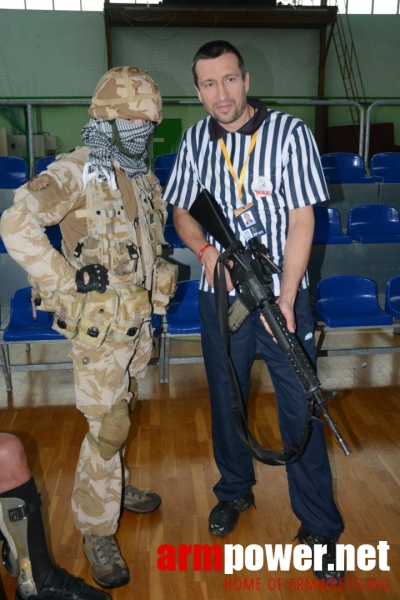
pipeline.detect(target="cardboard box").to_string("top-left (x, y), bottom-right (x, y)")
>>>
top-left (43, 134), bottom-right (58, 156)
top-left (8, 134), bottom-right (46, 158)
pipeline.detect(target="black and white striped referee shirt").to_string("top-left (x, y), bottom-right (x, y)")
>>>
top-left (163, 101), bottom-right (329, 295)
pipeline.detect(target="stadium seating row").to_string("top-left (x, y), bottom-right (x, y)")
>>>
top-left (2, 202), bottom-right (399, 254)
top-left (1, 275), bottom-right (400, 389)
top-left (1, 152), bottom-right (400, 189)
top-left (163, 202), bottom-right (400, 248)
top-left (1, 155), bottom-right (398, 385)
top-left (320, 152), bottom-right (400, 184)
top-left (154, 152), bottom-right (400, 185)
top-left (313, 204), bottom-right (400, 244)
top-left (315, 275), bottom-right (400, 358)
top-left (0, 155), bottom-right (56, 187)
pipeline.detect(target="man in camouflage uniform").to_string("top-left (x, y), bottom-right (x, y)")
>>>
top-left (1, 67), bottom-right (177, 590)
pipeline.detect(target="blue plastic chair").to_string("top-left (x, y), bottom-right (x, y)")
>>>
top-left (165, 279), bottom-right (201, 335)
top-left (347, 204), bottom-right (400, 243)
top-left (163, 208), bottom-right (185, 248)
top-left (2, 287), bottom-right (63, 343)
top-left (370, 152), bottom-right (400, 183)
top-left (36, 155), bottom-right (57, 174)
top-left (315, 276), bottom-right (392, 328)
top-left (159, 279), bottom-right (201, 382)
top-left (320, 153), bottom-right (381, 184)
top-left (0, 287), bottom-right (70, 391)
top-left (153, 153), bottom-right (177, 187)
top-left (312, 205), bottom-right (352, 245)
top-left (385, 276), bottom-right (400, 320)
top-left (0, 156), bottom-right (28, 188)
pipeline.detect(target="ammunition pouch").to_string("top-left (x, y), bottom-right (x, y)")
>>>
top-left (30, 281), bottom-right (152, 349)
top-left (110, 239), bottom-right (139, 280)
top-left (145, 208), bottom-right (167, 246)
top-left (228, 297), bottom-right (252, 333)
top-left (78, 288), bottom-right (118, 347)
top-left (151, 257), bottom-right (178, 315)
top-left (74, 235), bottom-right (140, 283)
top-left (74, 236), bottom-right (103, 265)
top-left (108, 283), bottom-right (151, 344)
top-left (30, 287), bottom-right (85, 340)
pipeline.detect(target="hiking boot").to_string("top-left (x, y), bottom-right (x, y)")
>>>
top-left (83, 535), bottom-right (129, 589)
top-left (16, 565), bottom-right (112, 599)
top-left (209, 491), bottom-right (255, 536)
top-left (123, 486), bottom-right (161, 514)
top-left (297, 524), bottom-right (344, 584)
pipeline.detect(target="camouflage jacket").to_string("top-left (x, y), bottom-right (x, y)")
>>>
top-left (1, 148), bottom-right (178, 347)
top-left (0, 147), bottom-right (167, 294)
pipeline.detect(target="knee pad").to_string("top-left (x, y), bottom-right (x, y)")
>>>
top-left (0, 496), bottom-right (38, 598)
top-left (98, 399), bottom-right (131, 460)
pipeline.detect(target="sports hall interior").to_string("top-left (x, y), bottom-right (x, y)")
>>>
top-left (0, 1), bottom-right (400, 599)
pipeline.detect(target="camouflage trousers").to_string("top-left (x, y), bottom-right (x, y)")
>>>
top-left (69, 322), bottom-right (153, 537)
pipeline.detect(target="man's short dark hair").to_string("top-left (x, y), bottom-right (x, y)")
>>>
top-left (192, 40), bottom-right (247, 88)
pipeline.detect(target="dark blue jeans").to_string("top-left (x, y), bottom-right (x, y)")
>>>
top-left (199, 288), bottom-right (344, 539)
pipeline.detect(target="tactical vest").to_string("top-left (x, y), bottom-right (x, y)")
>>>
top-left (33, 157), bottom-right (177, 349)
top-left (62, 170), bottom-right (165, 290)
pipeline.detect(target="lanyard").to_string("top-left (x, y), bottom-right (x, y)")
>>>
top-left (219, 129), bottom-right (260, 200)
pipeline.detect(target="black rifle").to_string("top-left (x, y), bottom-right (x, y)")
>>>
top-left (189, 190), bottom-right (350, 463)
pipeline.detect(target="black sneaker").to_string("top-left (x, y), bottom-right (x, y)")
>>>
top-left (209, 491), bottom-right (255, 537)
top-left (16, 565), bottom-right (112, 599)
top-left (297, 524), bottom-right (344, 584)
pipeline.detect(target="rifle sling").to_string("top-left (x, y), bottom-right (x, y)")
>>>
top-left (214, 256), bottom-right (314, 466)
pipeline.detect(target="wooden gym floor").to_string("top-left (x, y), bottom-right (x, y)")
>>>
top-left (0, 330), bottom-right (399, 599)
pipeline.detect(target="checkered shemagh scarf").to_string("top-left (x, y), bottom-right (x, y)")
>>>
top-left (81, 118), bottom-right (156, 190)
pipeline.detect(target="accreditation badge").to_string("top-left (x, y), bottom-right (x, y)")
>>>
top-left (234, 202), bottom-right (266, 243)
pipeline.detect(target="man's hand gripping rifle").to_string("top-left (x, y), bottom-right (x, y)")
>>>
top-left (189, 190), bottom-right (350, 458)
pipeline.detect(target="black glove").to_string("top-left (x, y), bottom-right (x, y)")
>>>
top-left (76, 264), bottom-right (109, 294)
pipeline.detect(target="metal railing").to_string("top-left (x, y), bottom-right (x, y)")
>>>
top-left (0, 99), bottom-right (90, 177)
top-left (164, 98), bottom-right (365, 157)
top-left (364, 100), bottom-right (400, 169)
top-left (0, 97), bottom-right (367, 176)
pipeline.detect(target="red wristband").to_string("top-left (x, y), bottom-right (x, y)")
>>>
top-left (198, 243), bottom-right (213, 262)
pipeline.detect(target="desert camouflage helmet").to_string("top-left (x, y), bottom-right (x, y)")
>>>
top-left (89, 66), bottom-right (162, 123)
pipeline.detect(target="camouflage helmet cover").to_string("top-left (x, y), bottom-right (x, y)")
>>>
top-left (89, 66), bottom-right (162, 123)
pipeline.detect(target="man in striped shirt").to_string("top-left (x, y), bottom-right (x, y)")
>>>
top-left (163, 40), bottom-right (344, 584)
